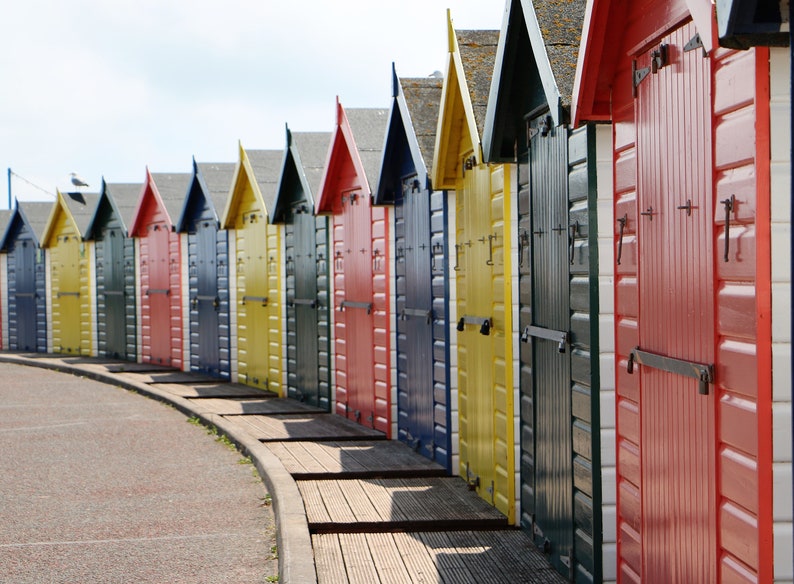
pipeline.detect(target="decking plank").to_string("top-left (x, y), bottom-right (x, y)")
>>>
top-left (344, 479), bottom-right (384, 523)
top-left (230, 414), bottom-right (384, 442)
top-left (392, 532), bottom-right (442, 584)
top-left (313, 534), bottom-right (348, 584)
top-left (319, 480), bottom-right (357, 524)
top-left (339, 532), bottom-right (380, 583)
top-left (188, 397), bottom-right (322, 415)
top-left (149, 382), bottom-right (275, 399)
top-left (419, 531), bottom-right (475, 584)
top-left (297, 480), bottom-right (332, 524)
top-left (365, 532), bottom-right (413, 584)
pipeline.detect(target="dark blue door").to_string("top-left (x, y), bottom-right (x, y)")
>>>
top-left (398, 176), bottom-right (434, 458)
top-left (196, 221), bottom-right (220, 375)
top-left (103, 229), bottom-right (127, 358)
top-left (16, 240), bottom-right (38, 351)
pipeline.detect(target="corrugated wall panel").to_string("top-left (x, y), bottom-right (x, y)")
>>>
top-left (0, 253), bottom-right (7, 348)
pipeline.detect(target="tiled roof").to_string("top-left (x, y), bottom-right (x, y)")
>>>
top-left (400, 76), bottom-right (443, 176)
top-left (196, 162), bottom-right (236, 216)
top-left (151, 173), bottom-right (192, 223)
top-left (290, 132), bottom-right (331, 199)
top-left (346, 108), bottom-right (389, 190)
top-left (104, 182), bottom-right (143, 232)
top-left (62, 191), bottom-right (101, 237)
top-left (457, 30), bottom-right (499, 139)
top-left (246, 150), bottom-right (283, 216)
top-left (533, 0), bottom-right (586, 108)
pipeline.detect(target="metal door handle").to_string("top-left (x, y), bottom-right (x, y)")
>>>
top-left (568, 222), bottom-right (579, 265)
top-left (616, 214), bottom-right (627, 266)
top-left (520, 325), bottom-right (568, 353)
top-left (640, 206), bottom-right (655, 221)
top-left (454, 244), bottom-right (461, 271)
top-left (518, 230), bottom-right (529, 268)
top-left (627, 346), bottom-right (714, 395)
top-left (677, 199), bottom-right (693, 216)
top-left (486, 234), bottom-right (496, 266)
top-left (721, 195), bottom-right (735, 262)
top-left (457, 315), bottom-right (492, 336)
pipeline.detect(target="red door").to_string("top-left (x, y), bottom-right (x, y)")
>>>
top-left (633, 21), bottom-right (716, 580)
top-left (338, 189), bottom-right (375, 427)
top-left (148, 223), bottom-right (171, 365)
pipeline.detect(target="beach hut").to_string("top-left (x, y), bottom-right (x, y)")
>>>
top-left (177, 160), bottom-right (235, 379)
top-left (129, 170), bottom-right (191, 369)
top-left (0, 202), bottom-right (51, 352)
top-left (0, 209), bottom-right (12, 348)
top-left (221, 145), bottom-right (283, 393)
top-left (270, 128), bottom-right (333, 409)
top-left (482, 1), bottom-right (611, 579)
top-left (315, 102), bottom-right (391, 434)
top-left (431, 15), bottom-right (517, 520)
top-left (40, 191), bottom-right (99, 356)
top-left (376, 68), bottom-right (454, 469)
top-left (573, 0), bottom-right (792, 580)
top-left (85, 181), bottom-right (140, 361)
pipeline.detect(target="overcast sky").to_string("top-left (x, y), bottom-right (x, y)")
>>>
top-left (0, 1), bottom-right (506, 208)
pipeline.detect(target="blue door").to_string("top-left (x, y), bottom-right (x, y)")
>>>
top-left (195, 221), bottom-right (220, 375)
top-left (397, 175), bottom-right (434, 458)
top-left (15, 240), bottom-right (38, 351)
top-left (103, 228), bottom-right (127, 359)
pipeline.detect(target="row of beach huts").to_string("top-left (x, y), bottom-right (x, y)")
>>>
top-left (1, 1), bottom-right (791, 582)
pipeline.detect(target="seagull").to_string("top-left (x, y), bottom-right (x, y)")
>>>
top-left (69, 172), bottom-right (89, 188)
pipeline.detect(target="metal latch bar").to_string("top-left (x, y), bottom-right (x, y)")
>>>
top-left (521, 325), bottom-right (568, 353)
top-left (102, 290), bottom-right (124, 296)
top-left (291, 298), bottom-right (317, 308)
top-left (15, 292), bottom-right (36, 298)
top-left (401, 308), bottom-right (433, 323)
top-left (146, 288), bottom-right (170, 296)
top-left (341, 301), bottom-right (372, 314)
top-left (242, 295), bottom-right (268, 306)
top-left (196, 295), bottom-right (218, 301)
top-left (457, 316), bottom-right (492, 336)
top-left (627, 347), bottom-right (714, 395)
top-left (57, 291), bottom-right (81, 298)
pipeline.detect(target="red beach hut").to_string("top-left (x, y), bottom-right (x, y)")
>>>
top-left (129, 170), bottom-right (192, 369)
top-left (573, 0), bottom-right (791, 581)
top-left (316, 100), bottom-right (391, 435)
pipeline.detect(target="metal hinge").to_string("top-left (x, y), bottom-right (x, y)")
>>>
top-left (684, 32), bottom-right (707, 56)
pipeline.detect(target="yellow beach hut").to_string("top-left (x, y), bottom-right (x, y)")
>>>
top-left (221, 144), bottom-right (284, 394)
top-left (432, 13), bottom-right (517, 522)
top-left (41, 190), bottom-right (100, 355)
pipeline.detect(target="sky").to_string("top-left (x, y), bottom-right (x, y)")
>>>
top-left (0, 0), bottom-right (507, 209)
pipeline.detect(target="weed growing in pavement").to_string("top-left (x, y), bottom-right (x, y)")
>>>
top-left (238, 455), bottom-right (253, 465)
top-left (266, 576), bottom-right (279, 583)
top-left (261, 493), bottom-right (272, 507)
top-left (186, 416), bottom-right (238, 453)
top-left (270, 545), bottom-right (278, 560)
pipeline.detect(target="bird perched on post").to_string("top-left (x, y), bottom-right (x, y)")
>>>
top-left (69, 172), bottom-right (89, 188)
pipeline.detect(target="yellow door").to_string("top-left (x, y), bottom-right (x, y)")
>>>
top-left (236, 211), bottom-right (271, 391)
top-left (457, 161), bottom-right (514, 521)
top-left (53, 233), bottom-right (82, 354)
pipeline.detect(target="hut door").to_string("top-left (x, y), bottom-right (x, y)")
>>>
top-left (196, 221), bottom-right (220, 375)
top-left (458, 164), bottom-right (498, 504)
top-left (633, 21), bottom-right (716, 581)
top-left (16, 240), bottom-right (37, 351)
top-left (148, 224), bottom-right (171, 364)
top-left (523, 115), bottom-right (574, 573)
top-left (292, 205), bottom-right (321, 405)
top-left (341, 189), bottom-right (375, 426)
top-left (401, 175), bottom-right (434, 457)
top-left (104, 229), bottom-right (127, 359)
top-left (57, 237), bottom-right (82, 353)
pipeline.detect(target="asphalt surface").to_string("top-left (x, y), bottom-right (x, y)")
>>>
top-left (0, 363), bottom-right (278, 583)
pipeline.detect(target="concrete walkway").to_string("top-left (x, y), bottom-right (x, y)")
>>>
top-left (0, 360), bottom-right (277, 584)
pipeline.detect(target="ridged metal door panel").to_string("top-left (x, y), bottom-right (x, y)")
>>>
top-left (15, 239), bottom-right (38, 351)
top-left (196, 221), bottom-right (220, 375)
top-left (103, 228), bottom-right (127, 359)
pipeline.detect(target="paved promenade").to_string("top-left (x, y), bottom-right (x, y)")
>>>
top-left (0, 353), bottom-right (566, 583)
top-left (0, 361), bottom-right (277, 583)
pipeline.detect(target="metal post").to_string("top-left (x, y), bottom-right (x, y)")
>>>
top-left (7, 167), bottom-right (11, 210)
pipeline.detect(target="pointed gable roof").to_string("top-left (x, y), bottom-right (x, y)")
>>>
top-left (41, 190), bottom-right (101, 247)
top-left (315, 99), bottom-right (389, 214)
top-left (271, 127), bottom-right (332, 223)
top-left (376, 66), bottom-right (444, 204)
top-left (483, 0), bottom-right (586, 162)
top-left (221, 143), bottom-right (283, 228)
top-left (128, 169), bottom-right (192, 235)
top-left (0, 201), bottom-right (53, 250)
top-left (176, 160), bottom-right (235, 231)
top-left (85, 179), bottom-right (142, 240)
top-left (572, 0), bottom-right (716, 126)
top-left (432, 11), bottom-right (500, 191)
